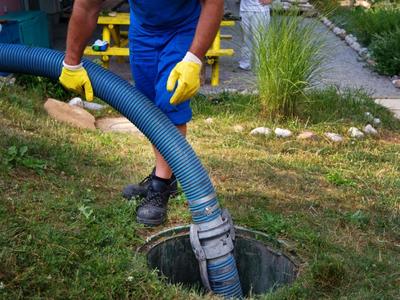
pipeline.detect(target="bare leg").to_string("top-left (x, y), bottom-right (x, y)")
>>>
top-left (152, 124), bottom-right (187, 179)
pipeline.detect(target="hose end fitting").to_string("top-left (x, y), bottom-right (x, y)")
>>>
top-left (190, 209), bottom-right (242, 298)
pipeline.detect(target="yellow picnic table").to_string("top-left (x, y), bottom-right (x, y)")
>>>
top-left (84, 12), bottom-right (235, 86)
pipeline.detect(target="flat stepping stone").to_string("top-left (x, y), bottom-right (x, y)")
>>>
top-left (95, 117), bottom-right (142, 134)
top-left (375, 98), bottom-right (400, 119)
top-left (44, 98), bottom-right (96, 130)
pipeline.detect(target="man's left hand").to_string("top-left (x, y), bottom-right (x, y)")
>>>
top-left (167, 52), bottom-right (202, 106)
top-left (259, 0), bottom-right (272, 5)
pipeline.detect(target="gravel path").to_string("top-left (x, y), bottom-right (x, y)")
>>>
top-left (200, 19), bottom-right (400, 99)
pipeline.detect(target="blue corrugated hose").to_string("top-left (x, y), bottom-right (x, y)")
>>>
top-left (0, 44), bottom-right (242, 298)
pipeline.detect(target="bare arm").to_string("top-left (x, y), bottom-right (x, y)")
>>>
top-left (64, 0), bottom-right (103, 65)
top-left (189, 0), bottom-right (224, 59)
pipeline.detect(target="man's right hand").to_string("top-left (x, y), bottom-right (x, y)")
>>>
top-left (59, 62), bottom-right (94, 101)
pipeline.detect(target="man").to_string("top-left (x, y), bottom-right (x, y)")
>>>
top-left (239, 0), bottom-right (271, 71)
top-left (59, 0), bottom-right (224, 226)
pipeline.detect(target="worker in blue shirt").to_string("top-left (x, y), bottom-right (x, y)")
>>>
top-left (59, 0), bottom-right (224, 226)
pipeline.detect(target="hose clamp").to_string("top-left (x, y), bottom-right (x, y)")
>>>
top-left (190, 224), bottom-right (212, 291)
top-left (190, 208), bottom-right (236, 292)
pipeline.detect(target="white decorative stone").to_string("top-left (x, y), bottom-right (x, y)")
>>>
top-left (333, 27), bottom-right (341, 35)
top-left (358, 48), bottom-right (369, 56)
top-left (205, 117), bottom-right (213, 124)
top-left (373, 118), bottom-right (381, 125)
top-left (348, 127), bottom-right (365, 138)
top-left (275, 128), bottom-right (292, 138)
top-left (233, 125), bottom-right (244, 133)
top-left (345, 36), bottom-right (354, 45)
top-left (363, 124), bottom-right (378, 135)
top-left (69, 97), bottom-right (84, 107)
top-left (325, 132), bottom-right (343, 142)
top-left (338, 29), bottom-right (347, 39)
top-left (351, 42), bottom-right (361, 52)
top-left (347, 34), bottom-right (356, 40)
top-left (345, 35), bottom-right (357, 46)
top-left (392, 79), bottom-right (400, 89)
top-left (250, 127), bottom-right (271, 136)
top-left (297, 131), bottom-right (318, 140)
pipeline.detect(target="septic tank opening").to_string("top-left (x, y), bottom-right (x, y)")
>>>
top-left (139, 226), bottom-right (299, 297)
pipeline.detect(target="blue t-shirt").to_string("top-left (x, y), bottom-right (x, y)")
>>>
top-left (129, 0), bottom-right (201, 30)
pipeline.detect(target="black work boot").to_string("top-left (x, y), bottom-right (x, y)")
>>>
top-left (136, 178), bottom-right (171, 226)
top-left (122, 168), bottom-right (178, 200)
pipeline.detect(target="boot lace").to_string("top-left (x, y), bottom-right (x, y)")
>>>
top-left (138, 187), bottom-right (168, 208)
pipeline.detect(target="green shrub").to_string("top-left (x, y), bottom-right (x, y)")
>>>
top-left (332, 7), bottom-right (400, 46)
top-left (370, 27), bottom-right (400, 76)
top-left (254, 12), bottom-right (326, 119)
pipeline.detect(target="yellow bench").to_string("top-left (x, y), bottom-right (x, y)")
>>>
top-left (84, 13), bottom-right (235, 86)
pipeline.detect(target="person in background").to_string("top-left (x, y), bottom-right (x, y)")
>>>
top-left (59, 0), bottom-right (224, 226)
top-left (239, 0), bottom-right (272, 71)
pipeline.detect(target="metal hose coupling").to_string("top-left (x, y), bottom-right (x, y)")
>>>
top-left (190, 207), bottom-right (243, 298)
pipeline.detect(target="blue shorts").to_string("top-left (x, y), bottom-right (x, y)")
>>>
top-left (129, 21), bottom-right (197, 125)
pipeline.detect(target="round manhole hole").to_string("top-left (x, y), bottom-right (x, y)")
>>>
top-left (139, 226), bottom-right (299, 297)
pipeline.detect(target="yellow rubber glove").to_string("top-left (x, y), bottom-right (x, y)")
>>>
top-left (59, 62), bottom-right (94, 101)
top-left (167, 52), bottom-right (202, 106)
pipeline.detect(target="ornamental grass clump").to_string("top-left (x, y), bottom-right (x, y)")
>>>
top-left (254, 10), bottom-right (326, 119)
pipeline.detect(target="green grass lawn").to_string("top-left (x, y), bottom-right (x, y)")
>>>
top-left (1, 78), bottom-right (399, 299)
